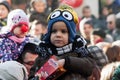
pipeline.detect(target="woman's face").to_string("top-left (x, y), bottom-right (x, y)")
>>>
top-left (50, 21), bottom-right (69, 47)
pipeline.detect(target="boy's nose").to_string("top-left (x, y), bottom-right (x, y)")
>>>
top-left (56, 31), bottom-right (62, 37)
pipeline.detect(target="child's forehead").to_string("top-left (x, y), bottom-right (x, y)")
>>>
top-left (52, 21), bottom-right (66, 26)
top-left (51, 21), bottom-right (68, 30)
top-left (0, 4), bottom-right (7, 8)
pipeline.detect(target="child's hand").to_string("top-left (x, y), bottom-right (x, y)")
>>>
top-left (56, 59), bottom-right (65, 68)
top-left (35, 71), bottom-right (49, 80)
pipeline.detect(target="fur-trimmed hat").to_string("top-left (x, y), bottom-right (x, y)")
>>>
top-left (0, 0), bottom-right (11, 12)
top-left (7, 9), bottom-right (29, 32)
top-left (43, 4), bottom-right (79, 43)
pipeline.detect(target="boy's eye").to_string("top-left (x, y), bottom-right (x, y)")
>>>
top-left (51, 29), bottom-right (68, 34)
top-left (51, 29), bottom-right (57, 33)
top-left (61, 30), bottom-right (68, 33)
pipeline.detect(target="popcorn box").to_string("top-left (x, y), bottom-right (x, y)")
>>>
top-left (36, 55), bottom-right (66, 80)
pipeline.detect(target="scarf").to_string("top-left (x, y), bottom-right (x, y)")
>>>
top-left (8, 36), bottom-right (25, 44)
top-left (36, 35), bottom-right (89, 58)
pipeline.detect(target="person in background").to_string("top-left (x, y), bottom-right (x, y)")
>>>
top-left (81, 5), bottom-right (96, 19)
top-left (90, 29), bottom-right (113, 45)
top-left (87, 45), bottom-right (109, 80)
top-left (17, 42), bottom-right (39, 76)
top-left (0, 9), bottom-right (31, 63)
top-left (0, 0), bottom-right (11, 29)
top-left (100, 62), bottom-right (120, 80)
top-left (99, 6), bottom-right (110, 30)
top-left (105, 45), bottom-right (120, 63)
top-left (29, 4), bottom-right (94, 80)
top-left (29, 14), bottom-right (48, 40)
top-left (106, 0), bottom-right (120, 14)
top-left (29, 0), bottom-right (47, 22)
top-left (81, 5), bottom-right (102, 29)
top-left (79, 19), bottom-right (94, 45)
top-left (45, 0), bottom-right (59, 15)
top-left (0, 61), bottom-right (28, 80)
top-left (112, 18), bottom-right (120, 40)
top-left (30, 20), bottom-right (47, 40)
top-left (88, 46), bottom-right (108, 70)
top-left (112, 64), bottom-right (120, 80)
top-left (106, 14), bottom-right (117, 41)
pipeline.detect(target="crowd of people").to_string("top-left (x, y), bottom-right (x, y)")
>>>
top-left (0, 0), bottom-right (120, 80)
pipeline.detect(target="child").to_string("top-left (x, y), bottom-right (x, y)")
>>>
top-left (29, 0), bottom-right (47, 22)
top-left (0, 9), bottom-right (31, 63)
top-left (29, 5), bottom-right (94, 80)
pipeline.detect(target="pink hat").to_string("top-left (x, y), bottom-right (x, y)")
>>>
top-left (7, 9), bottom-right (29, 32)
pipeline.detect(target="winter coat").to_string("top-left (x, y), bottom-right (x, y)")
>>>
top-left (0, 32), bottom-right (30, 62)
top-left (29, 35), bottom-right (95, 80)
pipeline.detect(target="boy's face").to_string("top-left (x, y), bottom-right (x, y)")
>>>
top-left (0, 5), bottom-right (9, 19)
top-left (50, 21), bottom-right (69, 47)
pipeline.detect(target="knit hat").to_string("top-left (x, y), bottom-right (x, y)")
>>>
top-left (0, 0), bottom-right (11, 12)
top-left (7, 9), bottom-right (29, 32)
top-left (43, 4), bottom-right (79, 43)
top-left (0, 61), bottom-right (28, 80)
top-left (92, 29), bottom-right (106, 39)
top-left (88, 46), bottom-right (108, 69)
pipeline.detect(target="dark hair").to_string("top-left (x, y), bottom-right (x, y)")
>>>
top-left (92, 29), bottom-right (106, 39)
top-left (17, 43), bottom-right (38, 63)
top-left (35, 19), bottom-right (47, 28)
top-left (84, 20), bottom-right (94, 28)
top-left (106, 46), bottom-right (120, 63)
top-left (83, 5), bottom-right (90, 10)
